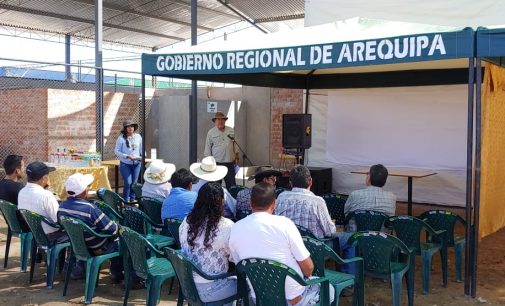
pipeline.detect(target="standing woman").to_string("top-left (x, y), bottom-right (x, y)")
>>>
top-left (115, 119), bottom-right (142, 201)
top-left (179, 182), bottom-right (236, 304)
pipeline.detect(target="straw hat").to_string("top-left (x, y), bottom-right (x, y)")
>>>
top-left (190, 156), bottom-right (228, 182)
top-left (211, 112), bottom-right (228, 122)
top-left (143, 160), bottom-right (176, 184)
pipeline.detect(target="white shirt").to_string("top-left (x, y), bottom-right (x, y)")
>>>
top-left (18, 183), bottom-right (60, 234)
top-left (141, 181), bottom-right (172, 202)
top-left (229, 212), bottom-right (311, 300)
top-left (179, 217), bottom-right (234, 283)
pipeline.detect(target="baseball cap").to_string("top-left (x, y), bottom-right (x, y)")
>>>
top-left (66, 173), bottom-right (94, 196)
top-left (26, 161), bottom-right (56, 181)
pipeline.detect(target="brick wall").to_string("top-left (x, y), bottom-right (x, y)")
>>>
top-left (47, 89), bottom-right (139, 160)
top-left (0, 88), bottom-right (48, 164)
top-left (270, 88), bottom-right (304, 168)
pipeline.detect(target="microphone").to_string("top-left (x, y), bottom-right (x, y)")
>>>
top-left (227, 134), bottom-right (235, 140)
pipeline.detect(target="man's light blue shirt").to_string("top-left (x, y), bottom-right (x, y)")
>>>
top-left (161, 187), bottom-right (198, 221)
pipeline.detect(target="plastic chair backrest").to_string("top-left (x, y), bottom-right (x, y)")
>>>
top-left (123, 206), bottom-right (149, 235)
top-left (95, 200), bottom-right (122, 222)
top-left (228, 185), bottom-right (245, 199)
top-left (163, 247), bottom-right (203, 304)
top-left (165, 218), bottom-right (182, 248)
top-left (296, 224), bottom-right (317, 239)
top-left (120, 226), bottom-right (155, 279)
top-left (348, 210), bottom-right (389, 231)
top-left (131, 183), bottom-right (143, 202)
top-left (350, 231), bottom-right (410, 276)
top-left (19, 209), bottom-right (51, 246)
top-left (235, 209), bottom-right (252, 221)
top-left (141, 197), bottom-right (163, 225)
top-left (237, 258), bottom-right (308, 305)
top-left (303, 236), bottom-right (337, 277)
top-left (388, 216), bottom-right (437, 253)
top-left (322, 194), bottom-right (347, 225)
top-left (419, 210), bottom-right (465, 246)
top-left (59, 216), bottom-right (94, 259)
top-left (0, 200), bottom-right (25, 233)
top-left (97, 189), bottom-right (125, 213)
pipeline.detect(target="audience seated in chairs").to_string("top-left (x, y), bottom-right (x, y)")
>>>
top-left (229, 182), bottom-right (335, 305)
top-left (179, 182), bottom-right (237, 304)
top-left (141, 160), bottom-right (176, 202)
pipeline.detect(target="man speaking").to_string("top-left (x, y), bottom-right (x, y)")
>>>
top-left (204, 111), bottom-right (238, 187)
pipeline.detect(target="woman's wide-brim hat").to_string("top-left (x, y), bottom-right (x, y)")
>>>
top-left (123, 119), bottom-right (138, 131)
top-left (190, 156), bottom-right (228, 182)
top-left (211, 111), bottom-right (228, 122)
top-left (143, 160), bottom-right (176, 184)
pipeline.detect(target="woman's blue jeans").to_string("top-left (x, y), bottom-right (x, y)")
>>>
top-left (119, 161), bottom-right (141, 201)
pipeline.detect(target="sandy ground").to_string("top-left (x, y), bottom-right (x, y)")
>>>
top-left (0, 202), bottom-right (504, 306)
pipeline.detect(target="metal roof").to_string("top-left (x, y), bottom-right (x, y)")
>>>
top-left (0, 0), bottom-right (305, 50)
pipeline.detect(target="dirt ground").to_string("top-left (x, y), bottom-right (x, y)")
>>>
top-left (0, 202), bottom-right (504, 306)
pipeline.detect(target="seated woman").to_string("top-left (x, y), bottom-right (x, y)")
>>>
top-left (141, 160), bottom-right (176, 201)
top-left (179, 182), bottom-right (236, 304)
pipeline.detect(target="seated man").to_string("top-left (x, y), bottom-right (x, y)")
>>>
top-left (18, 162), bottom-right (66, 243)
top-left (0, 154), bottom-right (29, 231)
top-left (235, 166), bottom-right (281, 213)
top-left (141, 160), bottom-right (176, 202)
top-left (344, 164), bottom-right (396, 232)
top-left (58, 173), bottom-right (139, 286)
top-left (229, 182), bottom-right (334, 305)
top-left (161, 168), bottom-right (198, 221)
top-left (190, 156), bottom-right (236, 218)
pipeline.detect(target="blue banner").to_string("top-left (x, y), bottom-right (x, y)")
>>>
top-left (476, 28), bottom-right (505, 57)
top-left (142, 28), bottom-right (474, 76)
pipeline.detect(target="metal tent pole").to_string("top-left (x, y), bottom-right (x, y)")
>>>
top-left (94, 0), bottom-right (104, 158)
top-left (189, 0), bottom-right (198, 164)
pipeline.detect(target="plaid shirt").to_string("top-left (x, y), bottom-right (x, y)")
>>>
top-left (344, 186), bottom-right (396, 232)
top-left (274, 188), bottom-right (336, 239)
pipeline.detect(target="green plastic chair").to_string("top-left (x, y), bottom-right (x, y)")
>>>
top-left (59, 216), bottom-right (120, 305)
top-left (236, 257), bottom-right (330, 306)
top-left (228, 185), bottom-right (245, 199)
top-left (388, 215), bottom-right (448, 294)
top-left (164, 247), bottom-right (243, 306)
top-left (322, 194), bottom-right (347, 226)
top-left (419, 210), bottom-right (466, 282)
top-left (19, 209), bottom-right (70, 288)
top-left (140, 197), bottom-right (164, 229)
top-left (302, 236), bottom-right (364, 306)
top-left (97, 188), bottom-right (134, 215)
top-left (349, 231), bottom-right (415, 306)
top-left (121, 226), bottom-right (176, 306)
top-left (123, 206), bottom-right (174, 249)
top-left (345, 210), bottom-right (389, 231)
top-left (296, 224), bottom-right (341, 256)
top-left (131, 183), bottom-right (143, 203)
top-left (164, 218), bottom-right (183, 249)
top-left (94, 200), bottom-right (123, 223)
top-left (0, 200), bottom-right (32, 272)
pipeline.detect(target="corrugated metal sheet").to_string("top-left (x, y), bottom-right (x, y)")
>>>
top-left (0, 0), bottom-right (304, 49)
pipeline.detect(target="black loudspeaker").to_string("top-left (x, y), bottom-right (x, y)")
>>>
top-left (308, 167), bottom-right (332, 196)
top-left (282, 114), bottom-right (312, 149)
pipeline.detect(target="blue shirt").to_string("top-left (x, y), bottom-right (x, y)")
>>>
top-left (58, 197), bottom-right (118, 250)
top-left (115, 133), bottom-right (143, 164)
top-left (161, 187), bottom-right (198, 221)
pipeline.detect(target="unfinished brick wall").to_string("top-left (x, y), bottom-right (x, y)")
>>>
top-left (0, 88), bottom-right (48, 164)
top-left (270, 88), bottom-right (304, 168)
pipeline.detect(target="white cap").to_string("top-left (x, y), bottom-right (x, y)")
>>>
top-left (66, 173), bottom-right (94, 196)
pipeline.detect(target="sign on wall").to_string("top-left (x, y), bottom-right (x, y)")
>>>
top-left (207, 101), bottom-right (217, 113)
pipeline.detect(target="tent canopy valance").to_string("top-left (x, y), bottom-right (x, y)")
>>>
top-left (141, 19), bottom-right (475, 88)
